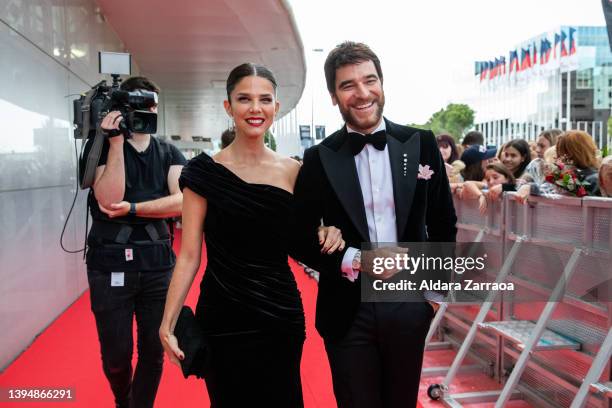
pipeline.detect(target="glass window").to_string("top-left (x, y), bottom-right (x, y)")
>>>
top-left (576, 68), bottom-right (593, 89)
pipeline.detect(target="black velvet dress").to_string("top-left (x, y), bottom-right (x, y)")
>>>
top-left (179, 153), bottom-right (305, 407)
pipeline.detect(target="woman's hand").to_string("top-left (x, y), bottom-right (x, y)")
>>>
top-left (318, 226), bottom-right (346, 254)
top-left (159, 329), bottom-right (184, 366)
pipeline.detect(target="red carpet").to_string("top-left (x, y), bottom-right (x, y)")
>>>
top-left (0, 233), bottom-right (336, 407)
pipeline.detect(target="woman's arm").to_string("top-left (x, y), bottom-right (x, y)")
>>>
top-left (159, 187), bottom-right (206, 365)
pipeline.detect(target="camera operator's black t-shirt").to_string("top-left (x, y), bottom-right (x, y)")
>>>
top-left (83, 136), bottom-right (187, 223)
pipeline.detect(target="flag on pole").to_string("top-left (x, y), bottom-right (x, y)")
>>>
top-left (489, 60), bottom-right (497, 79)
top-left (540, 38), bottom-right (552, 64)
top-left (532, 42), bottom-right (537, 64)
top-left (520, 47), bottom-right (532, 70)
top-left (569, 27), bottom-right (577, 55)
top-left (509, 50), bottom-right (520, 72)
top-left (554, 33), bottom-right (560, 58)
top-left (480, 61), bottom-right (490, 81)
top-left (560, 30), bottom-right (568, 57)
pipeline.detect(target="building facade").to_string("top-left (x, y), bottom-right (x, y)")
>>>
top-left (472, 26), bottom-right (612, 149)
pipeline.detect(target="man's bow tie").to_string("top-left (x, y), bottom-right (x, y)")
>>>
top-left (349, 130), bottom-right (387, 155)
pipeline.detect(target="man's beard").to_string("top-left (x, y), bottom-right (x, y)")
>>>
top-left (339, 96), bottom-right (385, 133)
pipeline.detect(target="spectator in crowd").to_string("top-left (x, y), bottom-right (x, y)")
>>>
top-left (461, 163), bottom-right (516, 214)
top-left (461, 130), bottom-right (484, 149)
top-left (501, 139), bottom-right (531, 178)
top-left (555, 130), bottom-right (600, 195)
top-left (437, 134), bottom-right (464, 183)
top-left (454, 145), bottom-right (497, 197)
top-left (535, 129), bottom-right (562, 159)
top-left (599, 156), bottom-right (612, 197)
top-left (220, 128), bottom-right (235, 149)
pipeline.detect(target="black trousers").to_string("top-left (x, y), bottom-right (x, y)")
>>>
top-left (87, 268), bottom-right (172, 408)
top-left (324, 302), bottom-right (434, 408)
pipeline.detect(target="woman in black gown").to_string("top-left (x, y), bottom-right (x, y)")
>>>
top-left (159, 63), bottom-right (344, 407)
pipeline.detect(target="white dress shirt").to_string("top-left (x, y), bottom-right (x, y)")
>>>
top-left (338, 120), bottom-right (443, 303)
top-left (341, 120), bottom-right (396, 278)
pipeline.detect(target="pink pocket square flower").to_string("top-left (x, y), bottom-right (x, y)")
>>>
top-left (417, 164), bottom-right (434, 180)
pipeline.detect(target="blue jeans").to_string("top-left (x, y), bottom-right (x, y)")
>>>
top-left (87, 268), bottom-right (172, 408)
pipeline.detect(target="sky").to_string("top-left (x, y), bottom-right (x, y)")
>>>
top-left (288, 0), bottom-right (607, 135)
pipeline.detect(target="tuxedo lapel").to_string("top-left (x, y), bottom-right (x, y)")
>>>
top-left (386, 123), bottom-right (420, 238)
top-left (319, 131), bottom-right (370, 242)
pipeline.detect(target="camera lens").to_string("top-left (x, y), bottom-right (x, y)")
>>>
top-left (132, 117), bottom-right (145, 132)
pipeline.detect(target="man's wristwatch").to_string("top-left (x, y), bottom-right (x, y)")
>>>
top-left (129, 202), bottom-right (137, 216)
top-left (352, 250), bottom-right (361, 271)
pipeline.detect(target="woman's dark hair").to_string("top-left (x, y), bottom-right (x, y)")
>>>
top-left (324, 41), bottom-right (383, 95)
top-left (220, 128), bottom-right (235, 149)
top-left (461, 161), bottom-right (485, 181)
top-left (436, 134), bottom-right (459, 163)
top-left (462, 131), bottom-right (484, 147)
top-left (504, 139), bottom-right (531, 178)
top-left (120, 76), bottom-right (160, 94)
top-left (485, 162), bottom-right (516, 184)
top-left (226, 63), bottom-right (278, 101)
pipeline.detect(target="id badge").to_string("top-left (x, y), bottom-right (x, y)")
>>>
top-left (111, 272), bottom-right (125, 287)
top-left (125, 248), bottom-right (133, 261)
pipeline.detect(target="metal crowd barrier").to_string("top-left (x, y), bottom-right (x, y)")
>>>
top-left (424, 193), bottom-right (612, 408)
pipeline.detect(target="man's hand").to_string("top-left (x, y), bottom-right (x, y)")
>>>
top-left (100, 111), bottom-right (124, 145)
top-left (318, 226), bottom-right (345, 254)
top-left (99, 201), bottom-right (130, 218)
top-left (361, 246), bottom-right (409, 280)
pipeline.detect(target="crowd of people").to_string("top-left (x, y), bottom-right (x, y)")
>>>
top-left (437, 129), bottom-right (612, 214)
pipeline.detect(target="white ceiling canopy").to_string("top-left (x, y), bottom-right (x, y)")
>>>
top-left (96, 0), bottom-right (306, 141)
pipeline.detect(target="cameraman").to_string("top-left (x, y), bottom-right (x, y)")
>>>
top-left (82, 76), bottom-right (186, 408)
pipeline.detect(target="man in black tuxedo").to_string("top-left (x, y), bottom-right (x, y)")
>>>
top-left (293, 41), bottom-right (457, 407)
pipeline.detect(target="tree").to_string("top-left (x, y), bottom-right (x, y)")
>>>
top-left (411, 103), bottom-right (475, 141)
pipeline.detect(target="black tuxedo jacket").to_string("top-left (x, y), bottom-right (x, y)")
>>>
top-left (292, 118), bottom-right (457, 341)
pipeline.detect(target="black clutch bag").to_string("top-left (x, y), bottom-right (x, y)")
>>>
top-left (174, 305), bottom-right (209, 379)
